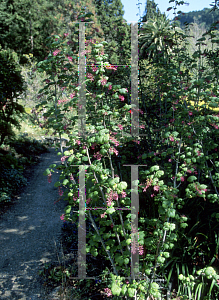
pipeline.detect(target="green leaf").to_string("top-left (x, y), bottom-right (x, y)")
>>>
top-left (49, 164), bottom-right (56, 168)
top-left (63, 179), bottom-right (69, 185)
top-left (106, 207), bottom-right (115, 214)
top-left (118, 88), bottom-right (128, 94)
top-left (150, 165), bottom-right (159, 172)
top-left (121, 285), bottom-right (127, 296)
top-left (111, 283), bottom-right (121, 296)
top-left (65, 205), bottom-right (71, 214)
top-left (115, 256), bottom-right (123, 265)
top-left (54, 181), bottom-right (61, 187)
top-left (128, 288), bottom-right (136, 298)
top-left (43, 168), bottom-right (50, 176)
top-left (124, 258), bottom-right (129, 264)
top-left (82, 156), bottom-right (88, 161)
top-left (118, 181), bottom-right (127, 190)
top-left (167, 208), bottom-right (175, 218)
top-left (187, 176), bottom-right (197, 182)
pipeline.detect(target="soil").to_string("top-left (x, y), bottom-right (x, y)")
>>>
top-left (0, 147), bottom-right (67, 300)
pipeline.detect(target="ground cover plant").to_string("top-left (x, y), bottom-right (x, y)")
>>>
top-left (0, 131), bottom-right (49, 208)
top-left (35, 2), bottom-right (219, 299)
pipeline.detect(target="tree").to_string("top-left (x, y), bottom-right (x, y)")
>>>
top-left (138, 14), bottom-right (182, 61)
top-left (0, 47), bottom-right (26, 146)
top-left (0, 0), bottom-right (64, 63)
top-left (141, 0), bottom-right (163, 23)
top-left (93, 0), bottom-right (131, 98)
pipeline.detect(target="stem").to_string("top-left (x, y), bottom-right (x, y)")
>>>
top-left (88, 209), bottom-right (119, 276)
top-left (85, 147), bottom-right (126, 258)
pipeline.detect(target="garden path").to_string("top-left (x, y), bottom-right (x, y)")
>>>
top-left (0, 147), bottom-right (66, 300)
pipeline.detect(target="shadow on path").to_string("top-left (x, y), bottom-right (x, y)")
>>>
top-left (0, 147), bottom-right (66, 300)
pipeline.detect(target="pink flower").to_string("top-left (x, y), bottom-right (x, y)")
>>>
top-left (93, 151), bottom-right (103, 160)
top-left (188, 111), bottom-right (193, 116)
top-left (63, 33), bottom-right (69, 37)
top-left (92, 66), bottom-right (98, 72)
top-left (53, 49), bottom-right (60, 56)
top-left (187, 169), bottom-right (192, 173)
top-left (101, 78), bottom-right (107, 86)
top-left (76, 140), bottom-right (81, 145)
top-left (154, 185), bottom-right (160, 192)
top-left (86, 198), bottom-right (91, 204)
top-left (131, 239), bottom-right (137, 254)
top-left (119, 95), bottom-right (125, 101)
top-left (61, 156), bottom-right (66, 162)
top-left (104, 288), bottom-right (112, 297)
top-left (101, 212), bottom-right (106, 218)
top-left (110, 223), bottom-right (114, 228)
top-left (47, 173), bottom-right (52, 183)
top-left (168, 159), bottom-right (172, 162)
top-left (45, 79), bottom-right (50, 84)
top-left (180, 177), bottom-right (185, 182)
top-left (109, 136), bottom-right (119, 146)
top-left (118, 124), bottom-right (123, 130)
top-left (151, 194), bottom-right (155, 197)
top-left (113, 192), bottom-right (118, 200)
top-left (70, 93), bottom-right (75, 98)
top-left (60, 214), bottom-right (65, 221)
top-left (91, 143), bottom-right (97, 150)
top-left (197, 150), bottom-right (201, 156)
top-left (67, 56), bottom-right (73, 62)
top-left (170, 136), bottom-right (174, 142)
top-left (121, 191), bottom-right (127, 198)
top-left (87, 73), bottom-right (94, 81)
top-left (58, 187), bottom-right (64, 196)
top-left (139, 245), bottom-right (144, 255)
top-left (113, 148), bottom-right (119, 156)
top-left (133, 140), bottom-right (140, 144)
top-left (140, 125), bottom-right (145, 129)
top-left (108, 85), bottom-right (112, 90)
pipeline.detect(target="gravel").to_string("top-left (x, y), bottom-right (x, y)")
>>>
top-left (0, 147), bottom-right (67, 300)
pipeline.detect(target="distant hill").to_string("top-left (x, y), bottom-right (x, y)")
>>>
top-left (177, 7), bottom-right (219, 29)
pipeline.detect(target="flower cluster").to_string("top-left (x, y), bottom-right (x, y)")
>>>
top-left (109, 136), bottom-right (119, 146)
top-left (53, 49), bottom-right (61, 56)
top-left (47, 173), bottom-right (52, 183)
top-left (58, 98), bottom-right (69, 105)
top-left (93, 151), bottom-right (103, 160)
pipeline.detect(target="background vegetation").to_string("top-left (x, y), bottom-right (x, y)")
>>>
top-left (1, 0), bottom-right (219, 299)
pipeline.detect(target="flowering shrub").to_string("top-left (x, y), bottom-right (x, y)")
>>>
top-left (37, 5), bottom-right (219, 299)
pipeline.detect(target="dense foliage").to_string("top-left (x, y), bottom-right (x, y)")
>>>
top-left (2, 0), bottom-right (219, 299)
top-left (0, 47), bottom-right (26, 146)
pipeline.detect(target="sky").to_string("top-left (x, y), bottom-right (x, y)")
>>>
top-left (121, 0), bottom-right (215, 24)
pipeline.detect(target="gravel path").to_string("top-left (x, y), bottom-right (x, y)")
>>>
top-left (0, 147), bottom-right (66, 300)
